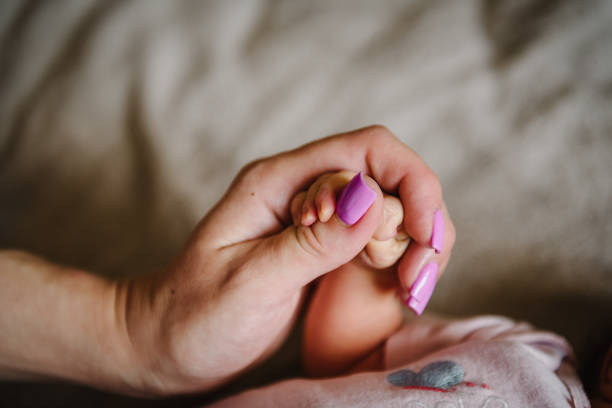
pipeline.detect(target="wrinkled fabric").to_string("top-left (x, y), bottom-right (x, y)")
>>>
top-left (1, 3), bottom-right (611, 361)
top-left (212, 316), bottom-right (589, 407)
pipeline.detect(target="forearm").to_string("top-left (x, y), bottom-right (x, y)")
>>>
top-left (0, 250), bottom-right (141, 393)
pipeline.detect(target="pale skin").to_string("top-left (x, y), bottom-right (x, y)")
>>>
top-left (292, 171), bottom-right (411, 377)
top-left (0, 126), bottom-right (456, 396)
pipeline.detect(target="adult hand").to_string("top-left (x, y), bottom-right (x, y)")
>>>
top-left (116, 125), bottom-right (456, 395)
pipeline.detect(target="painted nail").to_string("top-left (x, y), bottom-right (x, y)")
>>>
top-left (405, 263), bottom-right (438, 316)
top-left (336, 172), bottom-right (377, 225)
top-left (431, 209), bottom-right (444, 254)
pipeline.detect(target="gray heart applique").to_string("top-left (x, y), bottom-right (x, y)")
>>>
top-left (387, 361), bottom-right (464, 390)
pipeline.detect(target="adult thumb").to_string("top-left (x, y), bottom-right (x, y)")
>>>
top-left (247, 174), bottom-right (384, 291)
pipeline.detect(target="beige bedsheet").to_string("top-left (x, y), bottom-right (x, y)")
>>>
top-left (1, 0), bottom-right (611, 404)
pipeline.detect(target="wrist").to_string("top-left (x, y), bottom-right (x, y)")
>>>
top-left (113, 275), bottom-right (199, 396)
top-left (56, 271), bottom-right (155, 395)
top-left (111, 277), bottom-right (171, 396)
top-left (0, 251), bottom-right (152, 394)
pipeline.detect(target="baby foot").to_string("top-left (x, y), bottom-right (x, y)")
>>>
top-left (290, 171), bottom-right (409, 270)
top-left (362, 194), bottom-right (410, 269)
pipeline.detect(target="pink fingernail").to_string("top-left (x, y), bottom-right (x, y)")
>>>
top-left (336, 172), bottom-right (376, 225)
top-left (431, 209), bottom-right (444, 254)
top-left (405, 263), bottom-right (438, 316)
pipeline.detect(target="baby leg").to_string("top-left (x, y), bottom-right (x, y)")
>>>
top-left (291, 172), bottom-right (409, 377)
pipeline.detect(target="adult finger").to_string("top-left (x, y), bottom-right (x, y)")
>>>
top-left (200, 125), bottom-right (446, 252)
top-left (232, 174), bottom-right (385, 290)
top-left (396, 203), bottom-right (456, 315)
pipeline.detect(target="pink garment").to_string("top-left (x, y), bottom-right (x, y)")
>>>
top-left (210, 315), bottom-right (590, 407)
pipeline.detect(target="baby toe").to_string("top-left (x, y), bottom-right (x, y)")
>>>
top-left (301, 199), bottom-right (317, 226)
top-left (315, 185), bottom-right (336, 222)
top-left (362, 235), bottom-right (410, 269)
top-left (301, 177), bottom-right (327, 226)
top-left (290, 191), bottom-right (307, 225)
top-left (314, 171), bottom-right (357, 222)
top-left (373, 195), bottom-right (405, 241)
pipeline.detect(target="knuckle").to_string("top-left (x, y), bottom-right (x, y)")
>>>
top-left (349, 124), bottom-right (396, 145)
top-left (240, 157), bottom-right (267, 175)
top-left (420, 169), bottom-right (442, 199)
top-left (363, 124), bottom-right (393, 144)
top-left (235, 158), bottom-right (269, 188)
top-left (365, 124), bottom-right (393, 138)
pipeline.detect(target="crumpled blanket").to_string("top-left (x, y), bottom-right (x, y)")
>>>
top-left (212, 316), bottom-right (589, 407)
